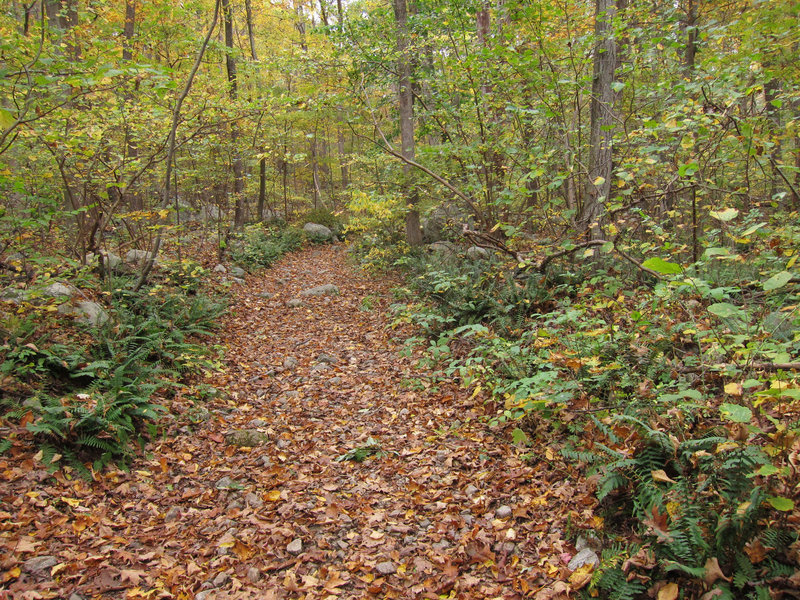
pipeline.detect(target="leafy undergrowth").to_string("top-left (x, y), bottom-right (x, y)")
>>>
top-left (0, 245), bottom-right (594, 599)
top-left (381, 216), bottom-right (800, 598)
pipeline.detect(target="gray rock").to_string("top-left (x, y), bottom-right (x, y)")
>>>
top-left (283, 356), bottom-right (298, 369)
top-left (230, 277), bottom-right (246, 285)
top-left (23, 555), bottom-right (58, 576)
top-left (466, 246), bottom-right (489, 260)
top-left (41, 282), bottom-right (77, 298)
top-left (58, 301), bottom-right (109, 326)
top-left (195, 592), bottom-right (212, 600)
top-left (465, 484), bottom-right (479, 497)
top-left (215, 477), bottom-right (245, 491)
top-left (246, 566), bottom-right (261, 583)
top-left (249, 418), bottom-right (268, 427)
top-left (213, 264), bottom-right (227, 273)
top-left (287, 538), bottom-right (303, 555)
top-left (257, 292), bottom-right (273, 299)
top-left (568, 548), bottom-right (600, 571)
top-left (213, 571), bottom-right (230, 587)
top-left (230, 266), bottom-right (246, 278)
top-left (286, 299), bottom-right (303, 308)
top-left (22, 396), bottom-right (42, 410)
top-left (375, 561), bottom-right (397, 575)
top-left (316, 353), bottom-right (338, 364)
top-left (575, 534), bottom-right (602, 552)
top-left (496, 505), bottom-right (513, 519)
top-left (225, 429), bottom-right (269, 447)
top-left (300, 284), bottom-right (339, 297)
top-left (303, 223), bottom-right (333, 241)
top-left (310, 363), bottom-right (329, 373)
top-left (0, 288), bottom-right (26, 303)
top-left (164, 506), bottom-right (181, 522)
top-left (125, 249), bottom-right (155, 265)
top-left (427, 241), bottom-right (457, 256)
top-left (244, 492), bottom-right (264, 509)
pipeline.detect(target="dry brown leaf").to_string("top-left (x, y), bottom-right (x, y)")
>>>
top-left (657, 582), bottom-right (679, 600)
top-left (703, 557), bottom-right (730, 586)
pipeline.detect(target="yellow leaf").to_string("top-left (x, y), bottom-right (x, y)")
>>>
top-left (569, 564), bottom-right (594, 590)
top-left (787, 254), bottom-right (797, 269)
top-left (652, 469), bottom-right (677, 484)
top-left (657, 582), bottom-right (679, 600)
top-left (724, 382), bottom-right (742, 396)
top-left (61, 497), bottom-right (81, 507)
top-left (593, 176), bottom-right (606, 186)
top-left (265, 489), bottom-right (282, 502)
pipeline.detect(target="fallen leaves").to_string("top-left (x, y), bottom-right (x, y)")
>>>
top-left (0, 246), bottom-right (596, 599)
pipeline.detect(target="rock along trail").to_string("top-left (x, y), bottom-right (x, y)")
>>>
top-left (1, 245), bottom-right (587, 600)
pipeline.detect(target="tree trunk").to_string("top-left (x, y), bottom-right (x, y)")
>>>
top-left (257, 156), bottom-right (267, 220)
top-left (222, 0), bottom-right (246, 228)
top-left (393, 0), bottom-right (422, 246)
top-left (245, 0), bottom-right (258, 60)
top-left (580, 0), bottom-right (618, 240)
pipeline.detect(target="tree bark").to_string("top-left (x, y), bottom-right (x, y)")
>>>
top-left (135, 0), bottom-right (221, 291)
top-left (245, 0), bottom-right (258, 60)
top-left (222, 0), bottom-right (246, 228)
top-left (580, 0), bottom-right (618, 240)
top-left (393, 0), bottom-right (422, 246)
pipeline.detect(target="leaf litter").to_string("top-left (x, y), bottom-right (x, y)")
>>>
top-left (0, 245), bottom-right (594, 599)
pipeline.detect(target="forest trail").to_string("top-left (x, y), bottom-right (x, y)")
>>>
top-left (4, 245), bottom-right (586, 600)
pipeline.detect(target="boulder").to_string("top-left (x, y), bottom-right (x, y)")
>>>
top-left (303, 223), bottom-right (333, 241)
top-left (125, 249), bottom-right (155, 266)
top-left (41, 282), bottom-right (77, 298)
top-left (229, 266), bottom-right (246, 278)
top-left (300, 284), bottom-right (339, 297)
top-left (87, 251), bottom-right (123, 273)
top-left (58, 301), bottom-right (109, 326)
top-left (466, 246), bottom-right (489, 260)
top-left (427, 242), bottom-right (457, 256)
top-left (213, 264), bottom-right (227, 274)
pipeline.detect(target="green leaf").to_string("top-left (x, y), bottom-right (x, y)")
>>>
top-left (610, 81), bottom-right (625, 92)
top-left (709, 208), bottom-right (739, 222)
top-left (707, 302), bottom-right (746, 320)
top-left (763, 271), bottom-right (793, 292)
top-left (739, 222), bottom-right (767, 237)
top-left (511, 428), bottom-right (530, 445)
top-left (719, 403), bottom-right (752, 423)
top-left (766, 496), bottom-right (795, 511)
top-left (755, 464), bottom-right (780, 476)
top-left (0, 108), bottom-right (14, 129)
top-left (642, 257), bottom-right (682, 275)
top-left (678, 161), bottom-right (699, 177)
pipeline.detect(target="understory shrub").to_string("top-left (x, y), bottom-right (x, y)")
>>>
top-left (229, 224), bottom-right (305, 269)
top-left (0, 275), bottom-right (225, 476)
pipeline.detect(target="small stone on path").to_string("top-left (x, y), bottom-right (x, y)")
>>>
top-left (225, 429), bottom-right (269, 447)
top-left (376, 561), bottom-right (397, 575)
top-left (213, 571), bottom-right (230, 587)
top-left (496, 505), bottom-right (513, 518)
top-left (287, 538), bottom-right (303, 555)
top-left (164, 506), bottom-right (181, 522)
top-left (286, 299), bottom-right (303, 308)
top-left (246, 566), bottom-right (261, 583)
top-left (24, 555), bottom-right (58, 576)
top-left (299, 283), bottom-right (339, 297)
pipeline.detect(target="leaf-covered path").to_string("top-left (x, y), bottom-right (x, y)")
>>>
top-left (3, 246), bottom-right (589, 599)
